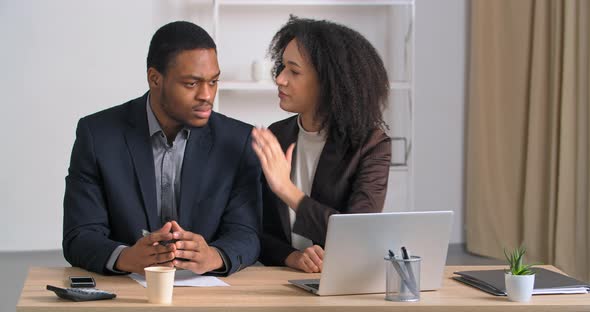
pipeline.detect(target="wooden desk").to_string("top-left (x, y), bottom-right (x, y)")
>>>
top-left (17, 265), bottom-right (589, 311)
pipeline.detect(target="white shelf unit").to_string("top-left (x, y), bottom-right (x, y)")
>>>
top-left (218, 81), bottom-right (411, 91)
top-left (209, 0), bottom-right (414, 212)
top-left (215, 0), bottom-right (412, 6)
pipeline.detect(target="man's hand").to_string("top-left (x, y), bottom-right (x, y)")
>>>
top-left (170, 221), bottom-right (224, 274)
top-left (115, 222), bottom-right (176, 274)
top-left (285, 245), bottom-right (324, 273)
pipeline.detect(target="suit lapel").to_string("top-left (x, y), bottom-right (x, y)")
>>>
top-left (178, 119), bottom-right (212, 227)
top-left (274, 117), bottom-right (299, 242)
top-left (310, 134), bottom-right (346, 200)
top-left (124, 93), bottom-right (159, 231)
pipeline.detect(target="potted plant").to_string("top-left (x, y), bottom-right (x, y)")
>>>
top-left (504, 246), bottom-right (536, 302)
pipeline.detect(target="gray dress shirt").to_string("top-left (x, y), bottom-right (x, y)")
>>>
top-left (145, 96), bottom-right (189, 223)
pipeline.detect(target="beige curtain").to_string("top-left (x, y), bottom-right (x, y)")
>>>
top-left (466, 0), bottom-right (590, 282)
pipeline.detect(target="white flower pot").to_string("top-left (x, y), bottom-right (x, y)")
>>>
top-left (504, 273), bottom-right (535, 302)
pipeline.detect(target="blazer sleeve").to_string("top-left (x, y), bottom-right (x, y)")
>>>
top-left (62, 118), bottom-right (124, 275)
top-left (259, 172), bottom-right (297, 266)
top-left (259, 232), bottom-right (297, 266)
top-left (292, 133), bottom-right (392, 246)
top-left (208, 131), bottom-right (262, 275)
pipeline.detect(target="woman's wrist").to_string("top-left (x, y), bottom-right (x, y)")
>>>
top-left (276, 182), bottom-right (305, 210)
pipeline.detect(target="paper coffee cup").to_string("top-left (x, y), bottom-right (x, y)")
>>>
top-left (145, 266), bottom-right (176, 304)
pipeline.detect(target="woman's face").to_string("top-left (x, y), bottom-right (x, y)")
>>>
top-left (276, 39), bottom-right (320, 116)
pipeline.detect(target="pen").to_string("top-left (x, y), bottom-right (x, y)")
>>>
top-left (388, 249), bottom-right (418, 296)
top-left (142, 229), bottom-right (177, 245)
top-left (401, 246), bottom-right (419, 296)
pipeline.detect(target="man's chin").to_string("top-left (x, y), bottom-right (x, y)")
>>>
top-left (188, 118), bottom-right (209, 128)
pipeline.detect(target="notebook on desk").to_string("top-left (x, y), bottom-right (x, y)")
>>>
top-left (453, 268), bottom-right (590, 296)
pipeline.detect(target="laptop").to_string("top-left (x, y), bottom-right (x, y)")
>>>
top-left (289, 211), bottom-right (453, 296)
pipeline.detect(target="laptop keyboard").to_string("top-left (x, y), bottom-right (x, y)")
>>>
top-left (306, 283), bottom-right (320, 290)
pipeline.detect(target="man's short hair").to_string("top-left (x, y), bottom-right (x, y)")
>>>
top-left (147, 21), bottom-right (216, 74)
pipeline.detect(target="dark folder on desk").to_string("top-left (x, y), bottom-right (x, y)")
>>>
top-left (453, 268), bottom-right (590, 296)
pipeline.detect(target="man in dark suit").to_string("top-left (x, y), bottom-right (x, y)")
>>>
top-left (62, 21), bottom-right (261, 276)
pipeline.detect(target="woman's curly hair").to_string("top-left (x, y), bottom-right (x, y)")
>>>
top-left (269, 16), bottom-right (390, 149)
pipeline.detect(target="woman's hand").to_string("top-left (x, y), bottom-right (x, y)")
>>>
top-left (285, 245), bottom-right (325, 273)
top-left (251, 128), bottom-right (304, 209)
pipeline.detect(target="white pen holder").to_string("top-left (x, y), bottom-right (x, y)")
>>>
top-left (385, 255), bottom-right (421, 302)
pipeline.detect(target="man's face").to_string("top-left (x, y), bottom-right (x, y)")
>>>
top-left (152, 48), bottom-right (220, 128)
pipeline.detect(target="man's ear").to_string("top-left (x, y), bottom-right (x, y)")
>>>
top-left (147, 67), bottom-right (162, 88)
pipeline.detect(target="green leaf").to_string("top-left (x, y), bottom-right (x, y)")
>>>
top-left (503, 245), bottom-right (537, 275)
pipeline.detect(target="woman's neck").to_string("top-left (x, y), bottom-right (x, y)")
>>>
top-left (299, 113), bottom-right (322, 132)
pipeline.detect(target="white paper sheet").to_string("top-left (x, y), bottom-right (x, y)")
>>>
top-left (130, 269), bottom-right (230, 287)
top-left (533, 288), bottom-right (589, 295)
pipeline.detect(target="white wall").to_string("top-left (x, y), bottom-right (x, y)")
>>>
top-left (0, 0), bottom-right (158, 251)
top-left (414, 0), bottom-right (467, 243)
top-left (0, 0), bottom-right (468, 251)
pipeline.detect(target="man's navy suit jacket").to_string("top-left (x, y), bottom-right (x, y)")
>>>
top-left (63, 93), bottom-right (262, 275)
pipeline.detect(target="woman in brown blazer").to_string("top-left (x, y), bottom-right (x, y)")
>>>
top-left (251, 16), bottom-right (392, 273)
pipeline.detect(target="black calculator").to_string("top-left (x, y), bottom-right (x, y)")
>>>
top-left (46, 285), bottom-right (116, 302)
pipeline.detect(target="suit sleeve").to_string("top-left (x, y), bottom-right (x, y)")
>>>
top-left (208, 131), bottom-right (262, 276)
top-left (62, 119), bottom-right (125, 275)
top-left (292, 134), bottom-right (392, 246)
top-left (259, 174), bottom-right (297, 266)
